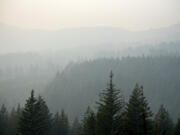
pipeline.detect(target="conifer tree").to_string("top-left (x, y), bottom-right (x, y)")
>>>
top-left (18, 90), bottom-right (37, 135)
top-left (18, 90), bottom-right (52, 135)
top-left (82, 106), bottom-right (96, 135)
top-left (96, 71), bottom-right (125, 135)
top-left (126, 84), bottom-right (153, 135)
top-left (154, 105), bottom-right (173, 135)
top-left (34, 96), bottom-right (52, 135)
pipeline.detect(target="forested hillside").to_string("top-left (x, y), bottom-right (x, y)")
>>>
top-left (0, 42), bottom-right (179, 108)
top-left (45, 56), bottom-right (180, 120)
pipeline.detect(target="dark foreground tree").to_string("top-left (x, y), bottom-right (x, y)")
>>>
top-left (81, 107), bottom-right (96, 135)
top-left (35, 96), bottom-right (52, 135)
top-left (18, 90), bottom-right (37, 135)
top-left (18, 90), bottom-right (52, 135)
top-left (96, 71), bottom-right (125, 135)
top-left (126, 84), bottom-right (153, 135)
top-left (154, 105), bottom-right (173, 135)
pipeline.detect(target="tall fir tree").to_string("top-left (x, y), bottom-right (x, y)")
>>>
top-left (154, 105), bottom-right (173, 135)
top-left (18, 90), bottom-right (37, 135)
top-left (34, 96), bottom-right (52, 135)
top-left (81, 106), bottom-right (96, 135)
top-left (18, 90), bottom-right (52, 135)
top-left (126, 84), bottom-right (153, 135)
top-left (96, 71), bottom-right (125, 135)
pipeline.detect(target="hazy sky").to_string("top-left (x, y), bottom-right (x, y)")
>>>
top-left (0, 0), bottom-right (180, 30)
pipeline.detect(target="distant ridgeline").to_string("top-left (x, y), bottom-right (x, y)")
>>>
top-left (44, 56), bottom-right (180, 121)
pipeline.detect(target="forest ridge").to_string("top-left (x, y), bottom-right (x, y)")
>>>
top-left (0, 72), bottom-right (179, 135)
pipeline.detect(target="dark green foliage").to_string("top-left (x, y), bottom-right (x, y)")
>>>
top-left (35, 96), bottom-right (52, 135)
top-left (81, 107), bottom-right (96, 135)
top-left (52, 110), bottom-right (69, 135)
top-left (96, 71), bottom-right (125, 135)
top-left (174, 118), bottom-right (180, 135)
top-left (154, 105), bottom-right (174, 135)
top-left (0, 104), bottom-right (8, 135)
top-left (18, 90), bottom-right (37, 135)
top-left (126, 84), bottom-right (153, 135)
top-left (18, 90), bottom-right (52, 135)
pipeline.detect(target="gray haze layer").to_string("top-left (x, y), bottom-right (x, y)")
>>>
top-left (0, 23), bottom-right (180, 121)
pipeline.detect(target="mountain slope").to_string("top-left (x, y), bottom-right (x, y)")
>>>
top-left (44, 56), bottom-right (180, 120)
